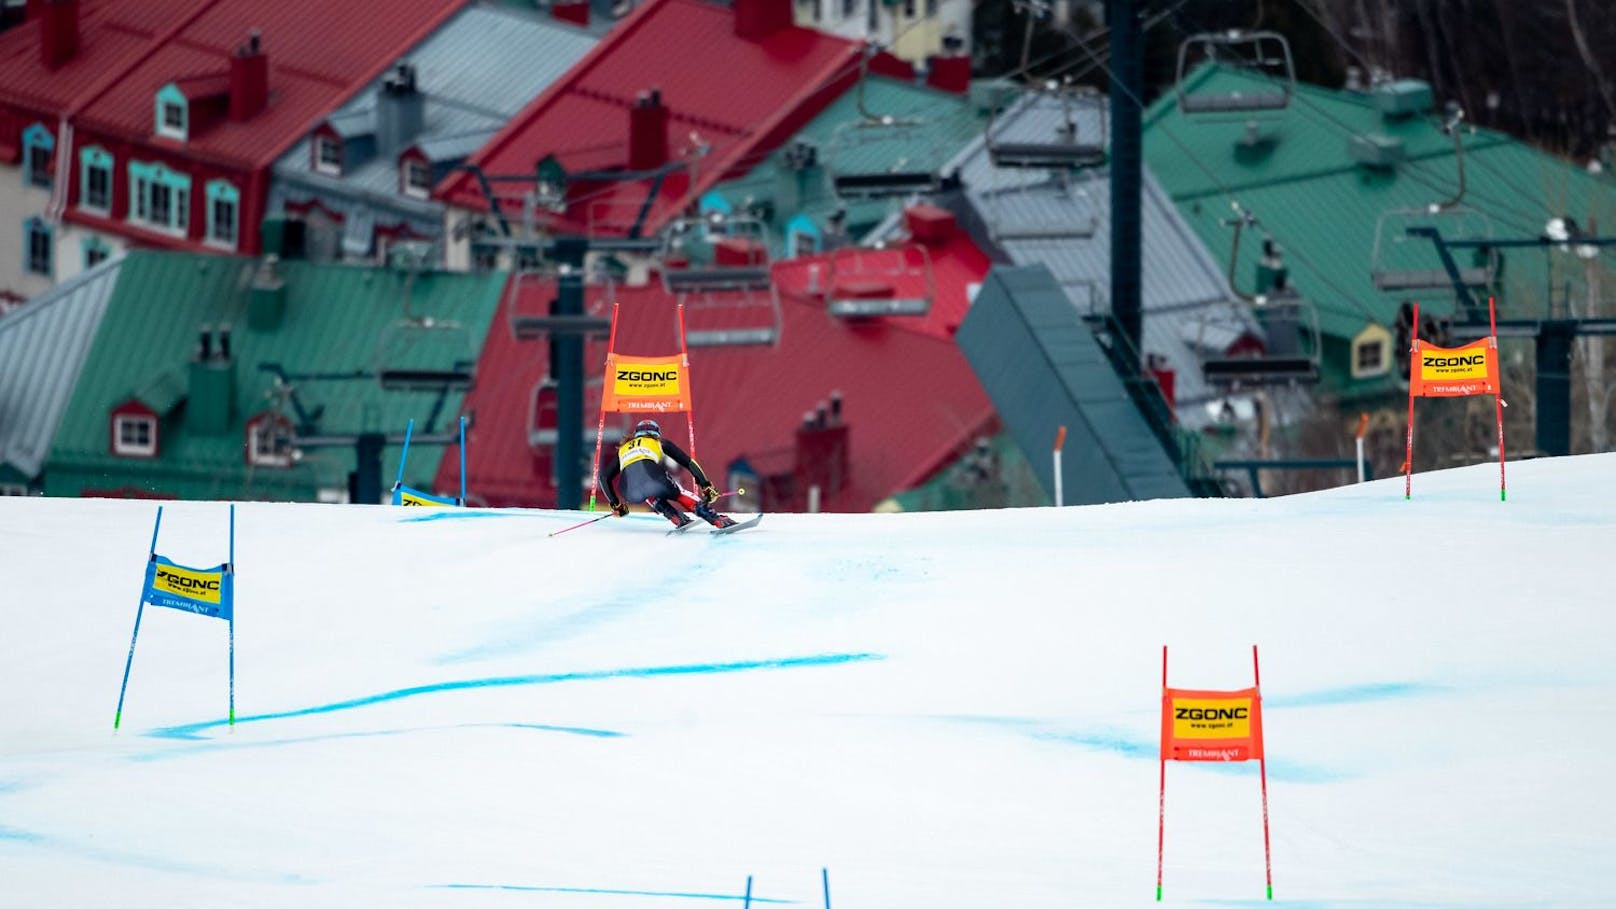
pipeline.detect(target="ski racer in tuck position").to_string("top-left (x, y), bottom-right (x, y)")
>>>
top-left (599, 420), bottom-right (737, 529)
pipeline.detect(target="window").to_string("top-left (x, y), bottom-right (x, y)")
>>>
top-left (1355, 337), bottom-right (1388, 376)
top-left (205, 179), bottom-right (240, 248)
top-left (246, 417), bottom-right (293, 467)
top-left (79, 146), bottom-right (112, 214)
top-left (924, 0), bottom-right (936, 15)
top-left (155, 84), bottom-right (188, 141)
top-left (402, 158), bottom-right (432, 199)
top-left (22, 122), bottom-right (53, 190)
top-left (23, 217), bottom-right (51, 276)
top-left (113, 414), bottom-right (157, 457)
top-left (902, 0), bottom-right (915, 17)
top-left (841, 0), bottom-right (855, 17)
top-left (313, 135), bottom-right (342, 175)
top-left (128, 161), bottom-right (191, 235)
top-left (82, 236), bottom-right (111, 269)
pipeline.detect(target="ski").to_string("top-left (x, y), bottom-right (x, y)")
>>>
top-left (665, 519), bottom-right (699, 537)
top-left (710, 514), bottom-right (763, 535)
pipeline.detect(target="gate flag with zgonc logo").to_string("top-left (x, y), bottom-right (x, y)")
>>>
top-left (1156, 646), bottom-right (1274, 902)
top-left (587, 301), bottom-right (699, 512)
top-left (1404, 296), bottom-right (1508, 501)
top-left (114, 505), bottom-right (237, 731)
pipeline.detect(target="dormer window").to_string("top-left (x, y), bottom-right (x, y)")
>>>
top-left (245, 413), bottom-right (294, 467)
top-left (314, 134), bottom-right (342, 175)
top-left (1351, 322), bottom-right (1394, 379)
top-left (402, 157), bottom-right (431, 199)
top-left (111, 402), bottom-right (160, 458)
top-left (155, 84), bottom-right (188, 141)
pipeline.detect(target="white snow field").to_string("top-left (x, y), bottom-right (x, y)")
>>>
top-left (1, 455), bottom-right (1613, 909)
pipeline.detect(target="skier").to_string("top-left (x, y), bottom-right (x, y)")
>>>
top-left (599, 419), bottom-right (737, 529)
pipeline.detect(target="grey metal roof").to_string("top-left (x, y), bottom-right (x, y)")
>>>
top-left (270, 4), bottom-right (596, 232)
top-left (0, 255), bottom-right (123, 480)
top-left (958, 265), bottom-right (1192, 505)
top-left (948, 91), bottom-right (1259, 427)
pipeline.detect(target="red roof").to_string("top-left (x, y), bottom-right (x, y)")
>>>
top-left (444, 225), bottom-right (997, 512)
top-left (0, 0), bottom-right (196, 117)
top-left (438, 0), bottom-right (861, 237)
top-left (0, 0), bottom-right (467, 168)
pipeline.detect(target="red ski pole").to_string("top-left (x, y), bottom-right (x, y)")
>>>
top-left (548, 512), bottom-right (615, 538)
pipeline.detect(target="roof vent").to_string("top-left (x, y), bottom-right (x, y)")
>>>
top-left (1372, 80), bottom-right (1432, 119)
top-left (229, 30), bottom-right (269, 121)
top-left (40, 0), bottom-right (80, 70)
top-left (1349, 132), bottom-right (1405, 168)
top-left (734, 0), bottom-right (792, 40)
top-left (628, 89), bottom-right (669, 170)
top-left (376, 63), bottom-right (424, 155)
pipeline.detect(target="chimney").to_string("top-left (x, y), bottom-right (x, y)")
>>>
top-left (734, 0), bottom-right (791, 40)
top-left (197, 325), bottom-right (214, 361)
top-left (904, 203), bottom-right (956, 245)
top-left (40, 0), bottom-right (79, 70)
top-left (628, 89), bottom-right (668, 170)
top-left (376, 63), bottom-right (425, 156)
top-left (551, 0), bottom-right (590, 27)
top-left (229, 30), bottom-right (269, 121)
top-left (924, 54), bottom-right (971, 95)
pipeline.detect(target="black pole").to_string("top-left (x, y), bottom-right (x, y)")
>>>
top-left (354, 431), bottom-right (386, 505)
top-left (1107, 0), bottom-right (1144, 368)
top-left (1536, 321), bottom-right (1574, 456)
top-left (553, 236), bottom-right (589, 509)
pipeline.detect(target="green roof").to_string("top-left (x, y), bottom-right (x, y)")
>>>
top-left (46, 252), bottom-right (506, 501)
top-left (1145, 66), bottom-right (1616, 351)
top-left (712, 76), bottom-right (988, 240)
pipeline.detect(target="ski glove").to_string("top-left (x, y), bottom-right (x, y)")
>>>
top-left (699, 484), bottom-right (720, 505)
top-left (610, 502), bottom-right (629, 517)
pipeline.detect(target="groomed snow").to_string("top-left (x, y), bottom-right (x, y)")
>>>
top-left (2, 455), bottom-right (1613, 908)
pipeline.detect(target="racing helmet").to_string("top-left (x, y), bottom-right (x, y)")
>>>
top-left (633, 419), bottom-right (661, 439)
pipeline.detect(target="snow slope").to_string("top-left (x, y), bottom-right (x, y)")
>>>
top-left (1, 456), bottom-right (1613, 908)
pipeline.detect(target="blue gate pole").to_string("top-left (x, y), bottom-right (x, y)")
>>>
top-left (458, 415), bottom-right (468, 505)
top-left (114, 507), bottom-right (163, 731)
top-left (394, 418), bottom-right (415, 491)
top-left (228, 504), bottom-right (236, 729)
top-left (743, 875), bottom-right (752, 909)
top-left (822, 868), bottom-right (831, 909)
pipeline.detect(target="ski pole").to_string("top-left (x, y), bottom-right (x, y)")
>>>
top-left (548, 512), bottom-right (616, 538)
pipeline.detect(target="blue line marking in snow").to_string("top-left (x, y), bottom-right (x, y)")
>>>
top-left (149, 652), bottom-right (883, 740)
top-left (1266, 681), bottom-right (1447, 709)
top-left (397, 510), bottom-right (523, 523)
top-left (936, 716), bottom-right (1348, 782)
top-left (130, 722), bottom-right (624, 762)
top-left (0, 824), bottom-right (42, 842)
top-left (435, 884), bottom-right (795, 903)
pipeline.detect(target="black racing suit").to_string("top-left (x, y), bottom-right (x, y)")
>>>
top-left (599, 435), bottom-right (715, 523)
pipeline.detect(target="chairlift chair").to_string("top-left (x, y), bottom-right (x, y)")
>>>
top-left (825, 117), bottom-right (943, 200)
top-left (985, 85), bottom-right (1107, 169)
top-left (1369, 205), bottom-right (1497, 292)
top-left (658, 214), bottom-right (773, 294)
top-left (682, 284), bottom-right (784, 347)
top-left (1176, 30), bottom-right (1297, 118)
top-left (980, 173), bottom-right (1100, 243)
top-left (1200, 293), bottom-right (1322, 387)
top-left (375, 316), bottom-right (477, 391)
top-left (506, 267), bottom-right (614, 341)
top-left (824, 244), bottom-right (937, 318)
